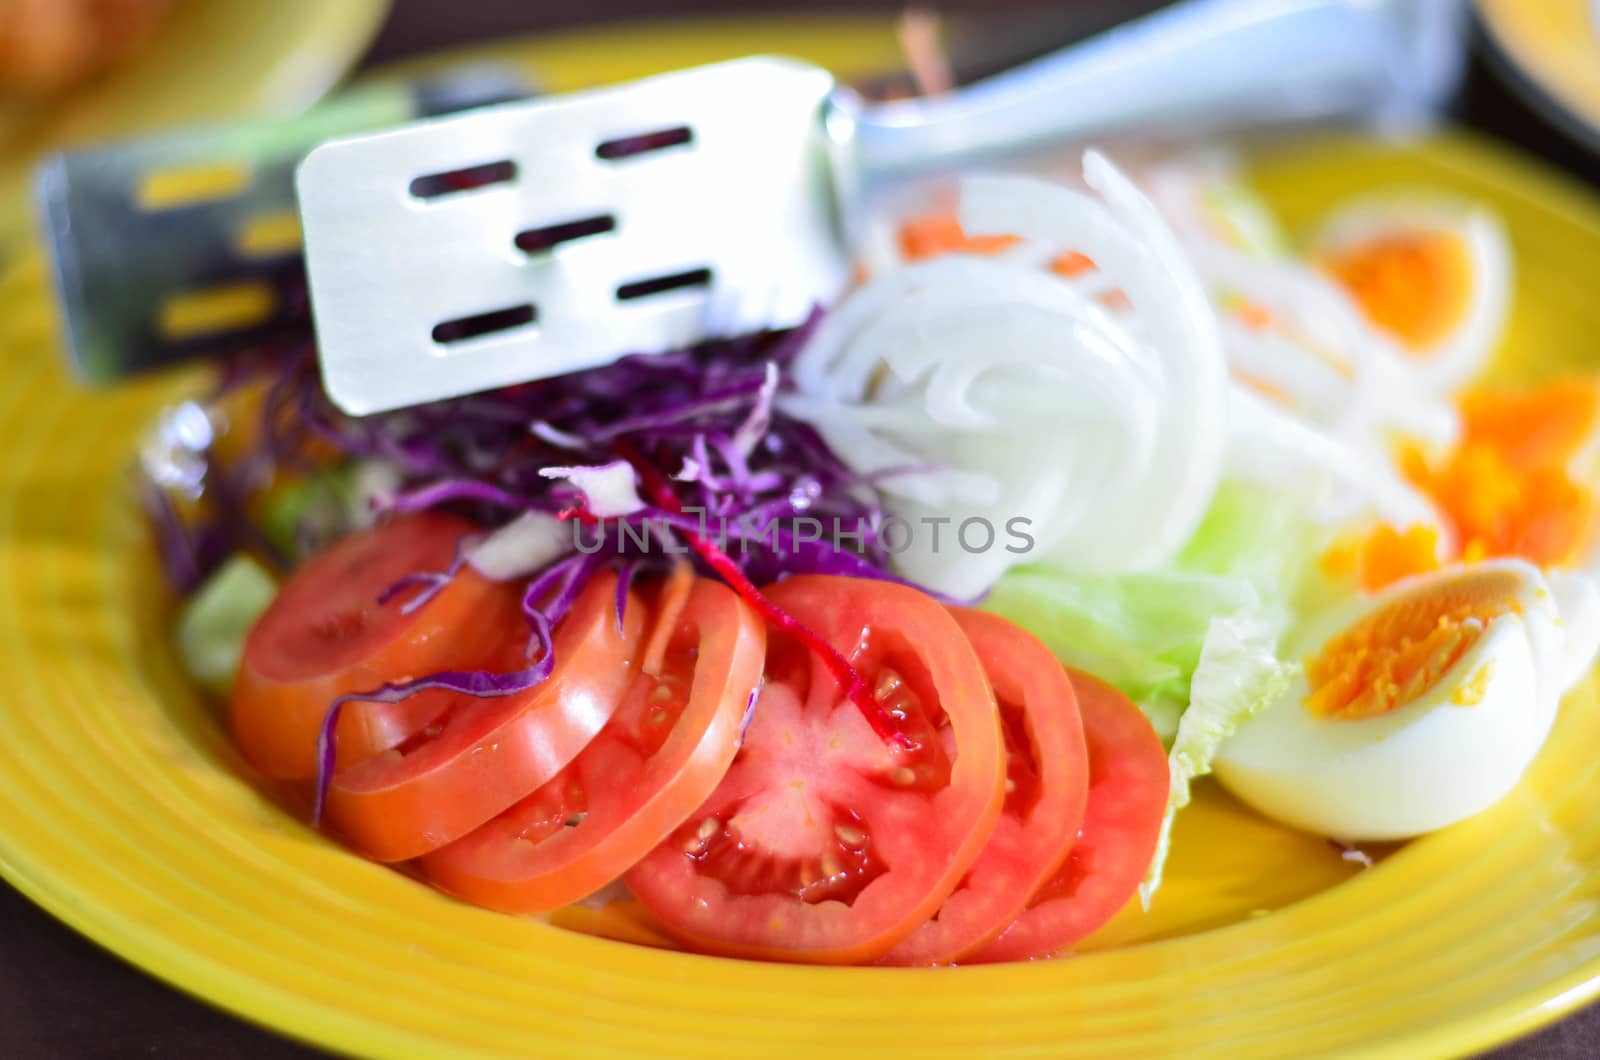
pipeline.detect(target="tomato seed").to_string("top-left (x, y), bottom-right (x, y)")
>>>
top-left (650, 683), bottom-right (675, 704)
top-left (648, 709), bottom-right (670, 726)
top-left (890, 766), bottom-right (916, 786)
top-left (820, 852), bottom-right (842, 879)
top-left (834, 824), bottom-right (866, 846)
top-left (697, 817), bottom-right (720, 840)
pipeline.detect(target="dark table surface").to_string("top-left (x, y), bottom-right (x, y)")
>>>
top-left (5, 1), bottom-right (1600, 1057)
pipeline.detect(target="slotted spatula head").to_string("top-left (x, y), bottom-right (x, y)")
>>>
top-left (299, 0), bottom-right (1465, 417)
top-left (297, 58), bottom-right (849, 416)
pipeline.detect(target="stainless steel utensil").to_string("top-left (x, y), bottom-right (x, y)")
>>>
top-left (37, 69), bottom-right (529, 382)
top-left (297, 0), bottom-right (1465, 416)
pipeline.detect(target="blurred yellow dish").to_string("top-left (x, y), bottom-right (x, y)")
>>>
top-left (0, 0), bottom-right (390, 250)
top-left (6, 15), bottom-right (1600, 1059)
top-left (1478, 0), bottom-right (1600, 152)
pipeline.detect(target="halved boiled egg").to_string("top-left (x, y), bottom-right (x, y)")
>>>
top-left (1314, 195), bottom-right (1511, 391)
top-left (1214, 560), bottom-right (1587, 840)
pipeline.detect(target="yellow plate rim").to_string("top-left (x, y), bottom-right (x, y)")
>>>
top-left (1477, 0), bottom-right (1600, 149)
top-left (8, 17), bottom-right (1600, 1059)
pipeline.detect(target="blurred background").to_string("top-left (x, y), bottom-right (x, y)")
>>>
top-left (5, 0), bottom-right (1600, 205)
top-left (4, 0), bottom-right (1600, 1057)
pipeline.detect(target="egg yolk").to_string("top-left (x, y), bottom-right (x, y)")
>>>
top-left (1460, 377), bottom-right (1600, 472)
top-left (1321, 228), bottom-right (1473, 352)
top-left (1305, 566), bottom-right (1525, 720)
top-left (1402, 379), bottom-right (1600, 569)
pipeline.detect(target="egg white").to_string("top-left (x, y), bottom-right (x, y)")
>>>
top-left (1313, 195), bottom-right (1512, 392)
top-left (1215, 560), bottom-right (1566, 840)
top-left (1550, 569), bottom-right (1600, 691)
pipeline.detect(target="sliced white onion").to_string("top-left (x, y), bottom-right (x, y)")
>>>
top-left (1142, 157), bottom-right (1472, 462)
top-left (538, 461), bottom-right (644, 518)
top-left (1185, 236), bottom-right (1459, 452)
top-left (344, 459), bottom-right (403, 529)
top-left (1227, 384), bottom-right (1448, 542)
top-left (785, 152), bottom-right (1228, 598)
top-left (468, 511), bottom-right (571, 581)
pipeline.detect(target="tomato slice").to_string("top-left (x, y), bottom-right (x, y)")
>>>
top-left (966, 669), bottom-right (1168, 963)
top-left (877, 609), bottom-right (1089, 965)
top-left (625, 575), bottom-right (1005, 964)
top-left (322, 572), bottom-right (645, 862)
top-left (423, 576), bottom-right (765, 912)
top-left (232, 513), bottom-right (521, 779)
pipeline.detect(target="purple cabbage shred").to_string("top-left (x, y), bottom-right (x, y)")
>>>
top-left (143, 309), bottom-right (939, 817)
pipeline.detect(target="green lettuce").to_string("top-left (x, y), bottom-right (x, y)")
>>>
top-left (984, 480), bottom-right (1332, 899)
top-left (175, 554), bottom-right (276, 695)
top-left (1139, 608), bottom-right (1294, 903)
top-left (985, 570), bottom-right (1260, 742)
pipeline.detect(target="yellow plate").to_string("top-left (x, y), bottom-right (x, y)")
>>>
top-left (0, 0), bottom-right (391, 250)
top-left (1477, 0), bottom-right (1600, 151)
top-left (5, 16), bottom-right (1600, 1058)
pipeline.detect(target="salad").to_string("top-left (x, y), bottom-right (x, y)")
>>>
top-left (144, 146), bottom-right (1600, 966)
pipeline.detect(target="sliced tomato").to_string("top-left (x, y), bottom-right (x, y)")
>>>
top-left (232, 513), bottom-right (521, 779)
top-left (877, 609), bottom-right (1089, 965)
top-left (423, 576), bottom-right (765, 912)
top-left (625, 575), bottom-right (1005, 964)
top-left (966, 669), bottom-right (1168, 963)
top-left (322, 572), bottom-right (645, 862)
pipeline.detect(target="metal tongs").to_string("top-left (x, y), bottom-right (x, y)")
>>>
top-left (52, 0), bottom-right (1468, 411)
top-left (36, 69), bottom-right (529, 381)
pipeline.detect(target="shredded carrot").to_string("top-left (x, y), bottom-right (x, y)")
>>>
top-left (1235, 371), bottom-right (1291, 404)
top-left (1238, 302), bottom-right (1273, 332)
top-left (638, 560), bottom-right (694, 677)
top-left (1051, 250), bottom-right (1096, 277)
top-left (1459, 377), bottom-right (1600, 472)
top-left (898, 213), bottom-right (1018, 261)
top-left (895, 211), bottom-right (1101, 282)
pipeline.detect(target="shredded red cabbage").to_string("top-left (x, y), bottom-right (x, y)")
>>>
top-left (146, 311), bottom-right (938, 811)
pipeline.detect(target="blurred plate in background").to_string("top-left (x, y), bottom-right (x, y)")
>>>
top-left (1477, 0), bottom-right (1600, 154)
top-left (0, 0), bottom-right (392, 252)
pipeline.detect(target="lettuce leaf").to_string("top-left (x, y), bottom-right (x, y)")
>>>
top-left (985, 570), bottom-right (1260, 741)
top-left (175, 553), bottom-right (276, 695)
top-left (984, 479), bottom-right (1331, 899)
top-left (1138, 607), bottom-right (1296, 904)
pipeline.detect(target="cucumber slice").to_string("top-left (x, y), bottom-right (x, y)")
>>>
top-left (175, 554), bottom-right (277, 695)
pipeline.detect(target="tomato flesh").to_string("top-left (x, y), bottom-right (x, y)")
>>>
top-left (322, 573), bottom-right (645, 862)
top-left (878, 609), bottom-right (1089, 965)
top-left (966, 669), bottom-right (1168, 963)
top-left (233, 513), bottom-right (521, 779)
top-left (423, 577), bottom-right (765, 911)
top-left (626, 575), bottom-right (1004, 964)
